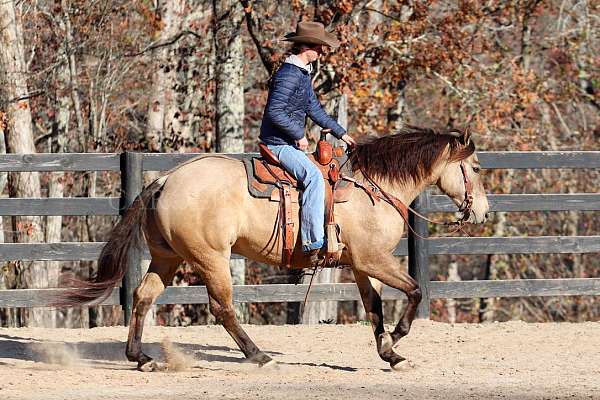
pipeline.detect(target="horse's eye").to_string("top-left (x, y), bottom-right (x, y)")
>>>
top-left (473, 166), bottom-right (481, 174)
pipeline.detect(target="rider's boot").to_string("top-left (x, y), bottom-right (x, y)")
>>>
top-left (307, 242), bottom-right (345, 268)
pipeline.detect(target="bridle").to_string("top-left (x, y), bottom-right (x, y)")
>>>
top-left (456, 161), bottom-right (474, 224)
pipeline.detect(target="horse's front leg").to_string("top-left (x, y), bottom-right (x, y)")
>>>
top-left (353, 270), bottom-right (405, 368)
top-left (354, 255), bottom-right (421, 369)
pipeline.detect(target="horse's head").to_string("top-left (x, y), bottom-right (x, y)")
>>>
top-left (435, 129), bottom-right (489, 224)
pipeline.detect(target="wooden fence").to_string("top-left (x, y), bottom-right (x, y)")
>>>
top-left (1, 151), bottom-right (599, 322)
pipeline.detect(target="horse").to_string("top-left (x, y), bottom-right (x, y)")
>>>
top-left (58, 126), bottom-right (489, 371)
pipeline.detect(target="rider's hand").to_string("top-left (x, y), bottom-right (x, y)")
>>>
top-left (341, 134), bottom-right (356, 148)
top-left (296, 136), bottom-right (309, 151)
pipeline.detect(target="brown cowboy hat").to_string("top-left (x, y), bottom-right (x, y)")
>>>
top-left (283, 21), bottom-right (340, 49)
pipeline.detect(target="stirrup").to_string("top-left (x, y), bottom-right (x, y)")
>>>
top-left (307, 242), bottom-right (345, 268)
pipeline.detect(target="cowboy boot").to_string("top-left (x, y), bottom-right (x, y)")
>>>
top-left (307, 242), bottom-right (345, 268)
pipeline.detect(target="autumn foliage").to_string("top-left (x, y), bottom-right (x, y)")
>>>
top-left (1, 0), bottom-right (598, 325)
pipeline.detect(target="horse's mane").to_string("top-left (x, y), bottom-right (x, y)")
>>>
top-left (349, 126), bottom-right (476, 184)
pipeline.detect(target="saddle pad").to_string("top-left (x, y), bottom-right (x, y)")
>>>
top-left (243, 156), bottom-right (353, 203)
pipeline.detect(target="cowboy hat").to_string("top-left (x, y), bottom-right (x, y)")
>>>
top-left (283, 21), bottom-right (340, 48)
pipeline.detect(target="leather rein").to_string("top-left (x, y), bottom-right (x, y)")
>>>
top-left (340, 160), bottom-right (474, 237)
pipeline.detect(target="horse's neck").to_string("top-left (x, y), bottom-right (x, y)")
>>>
top-left (381, 179), bottom-right (429, 206)
top-left (354, 170), bottom-right (431, 206)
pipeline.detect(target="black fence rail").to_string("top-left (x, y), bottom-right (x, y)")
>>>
top-left (0, 151), bottom-right (599, 321)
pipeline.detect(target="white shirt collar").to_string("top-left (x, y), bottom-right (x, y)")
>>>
top-left (284, 54), bottom-right (313, 73)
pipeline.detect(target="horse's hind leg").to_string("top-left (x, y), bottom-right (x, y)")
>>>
top-left (198, 256), bottom-right (274, 366)
top-left (126, 256), bottom-right (180, 371)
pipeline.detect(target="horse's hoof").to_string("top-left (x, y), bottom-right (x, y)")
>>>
top-left (379, 332), bottom-right (408, 367)
top-left (138, 359), bottom-right (166, 372)
top-left (390, 359), bottom-right (414, 372)
top-left (259, 359), bottom-right (278, 368)
top-left (250, 351), bottom-right (274, 367)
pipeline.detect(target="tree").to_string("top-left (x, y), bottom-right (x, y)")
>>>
top-left (0, 0), bottom-right (53, 327)
top-left (213, 0), bottom-right (247, 322)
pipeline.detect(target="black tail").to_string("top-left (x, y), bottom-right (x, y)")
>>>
top-left (54, 178), bottom-right (166, 307)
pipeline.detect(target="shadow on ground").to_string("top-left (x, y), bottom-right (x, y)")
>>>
top-left (0, 333), bottom-right (284, 366)
top-left (0, 333), bottom-right (362, 372)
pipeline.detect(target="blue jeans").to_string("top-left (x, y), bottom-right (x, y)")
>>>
top-left (267, 144), bottom-right (325, 252)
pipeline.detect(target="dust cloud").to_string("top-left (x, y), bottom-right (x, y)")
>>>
top-left (161, 337), bottom-right (195, 372)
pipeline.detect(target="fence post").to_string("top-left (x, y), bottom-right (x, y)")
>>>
top-left (408, 191), bottom-right (430, 318)
top-left (120, 151), bottom-right (143, 326)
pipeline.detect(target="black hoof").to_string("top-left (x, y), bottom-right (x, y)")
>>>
top-left (378, 332), bottom-right (406, 366)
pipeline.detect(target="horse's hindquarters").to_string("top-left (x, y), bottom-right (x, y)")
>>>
top-left (148, 156), bottom-right (288, 267)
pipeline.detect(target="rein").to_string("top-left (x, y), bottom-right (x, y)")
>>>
top-left (341, 160), bottom-right (475, 239)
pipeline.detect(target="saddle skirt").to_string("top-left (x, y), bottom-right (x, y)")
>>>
top-left (242, 151), bottom-right (353, 203)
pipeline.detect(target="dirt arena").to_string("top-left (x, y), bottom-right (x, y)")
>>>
top-left (0, 320), bottom-right (598, 400)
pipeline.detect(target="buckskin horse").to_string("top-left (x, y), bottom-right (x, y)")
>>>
top-left (58, 126), bottom-right (489, 371)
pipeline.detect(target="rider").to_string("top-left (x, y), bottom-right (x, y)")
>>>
top-left (259, 21), bottom-right (356, 261)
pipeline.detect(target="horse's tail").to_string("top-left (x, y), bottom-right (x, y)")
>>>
top-left (54, 176), bottom-right (167, 307)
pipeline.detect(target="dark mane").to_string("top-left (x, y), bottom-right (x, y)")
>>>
top-left (349, 126), bottom-right (476, 183)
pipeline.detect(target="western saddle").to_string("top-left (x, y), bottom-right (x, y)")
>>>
top-left (243, 132), bottom-right (353, 268)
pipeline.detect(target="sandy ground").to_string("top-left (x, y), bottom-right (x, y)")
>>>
top-left (0, 320), bottom-right (599, 400)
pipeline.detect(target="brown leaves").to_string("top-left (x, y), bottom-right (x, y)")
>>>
top-left (137, 2), bottom-right (164, 33)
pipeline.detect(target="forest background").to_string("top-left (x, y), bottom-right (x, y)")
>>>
top-left (0, 0), bottom-right (598, 328)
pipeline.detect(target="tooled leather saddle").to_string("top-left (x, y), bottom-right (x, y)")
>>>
top-left (242, 133), bottom-right (353, 268)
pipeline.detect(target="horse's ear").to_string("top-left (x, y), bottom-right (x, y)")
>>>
top-left (463, 115), bottom-right (474, 145)
top-left (463, 125), bottom-right (472, 145)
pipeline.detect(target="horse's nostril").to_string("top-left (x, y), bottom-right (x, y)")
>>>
top-left (485, 212), bottom-right (490, 220)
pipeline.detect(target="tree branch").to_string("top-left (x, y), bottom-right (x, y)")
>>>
top-left (125, 30), bottom-right (203, 58)
top-left (362, 7), bottom-right (402, 22)
top-left (0, 90), bottom-right (44, 106)
top-left (240, 0), bottom-right (275, 74)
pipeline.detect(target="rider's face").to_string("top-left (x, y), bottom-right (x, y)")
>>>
top-left (306, 44), bottom-right (325, 62)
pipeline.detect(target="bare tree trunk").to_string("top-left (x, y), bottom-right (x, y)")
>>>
top-left (0, 110), bottom-right (17, 327)
top-left (142, 0), bottom-right (187, 326)
top-left (51, 0), bottom-right (92, 328)
top-left (146, 1), bottom-right (186, 152)
top-left (0, 113), bottom-right (6, 243)
top-left (213, 0), bottom-right (247, 322)
top-left (301, 96), bottom-right (349, 324)
top-left (44, 55), bottom-right (72, 327)
top-left (46, 151), bottom-right (63, 328)
top-left (0, 1), bottom-right (52, 327)
top-left (540, 101), bottom-right (584, 320)
top-left (180, 3), bottom-right (210, 151)
top-left (446, 261), bottom-right (460, 323)
top-left (60, 0), bottom-right (85, 144)
top-left (480, 201), bottom-right (512, 322)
